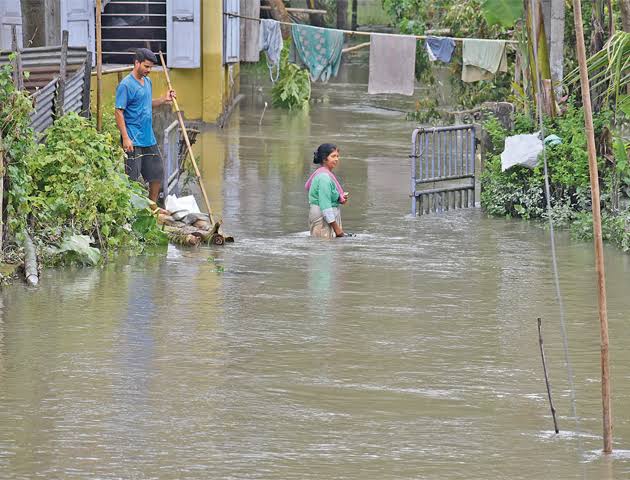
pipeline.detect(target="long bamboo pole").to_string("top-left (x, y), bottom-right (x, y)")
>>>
top-left (96, 0), bottom-right (103, 131)
top-left (158, 51), bottom-right (216, 225)
top-left (571, 0), bottom-right (612, 454)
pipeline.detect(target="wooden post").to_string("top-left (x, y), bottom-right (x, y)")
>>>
top-left (351, 0), bottom-right (358, 30)
top-left (538, 318), bottom-right (560, 433)
top-left (56, 30), bottom-right (69, 118)
top-left (11, 25), bottom-right (24, 90)
top-left (267, 0), bottom-right (291, 39)
top-left (307, 0), bottom-right (326, 27)
top-left (81, 51), bottom-right (92, 118)
top-left (96, 0), bottom-right (103, 131)
top-left (572, 0), bottom-right (612, 454)
top-left (337, 0), bottom-right (348, 29)
top-left (23, 232), bottom-right (39, 287)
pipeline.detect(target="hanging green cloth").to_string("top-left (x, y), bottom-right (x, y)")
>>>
top-left (291, 24), bottom-right (344, 83)
top-left (462, 39), bottom-right (508, 82)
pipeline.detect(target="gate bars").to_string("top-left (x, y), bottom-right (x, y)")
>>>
top-left (410, 125), bottom-right (476, 216)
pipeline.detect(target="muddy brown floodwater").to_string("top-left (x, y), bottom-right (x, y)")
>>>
top-left (2, 58), bottom-right (630, 480)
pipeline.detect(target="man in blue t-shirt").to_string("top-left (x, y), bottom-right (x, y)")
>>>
top-left (114, 48), bottom-right (176, 203)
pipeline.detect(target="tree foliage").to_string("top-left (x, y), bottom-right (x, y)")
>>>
top-left (480, 0), bottom-right (523, 27)
top-left (271, 42), bottom-right (311, 110)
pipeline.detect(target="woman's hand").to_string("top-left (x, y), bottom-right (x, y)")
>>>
top-left (343, 191), bottom-right (350, 201)
top-left (330, 221), bottom-right (344, 238)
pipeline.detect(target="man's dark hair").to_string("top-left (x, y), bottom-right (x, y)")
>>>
top-left (134, 48), bottom-right (157, 64)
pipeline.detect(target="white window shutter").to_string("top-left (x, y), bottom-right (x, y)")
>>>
top-left (60, 0), bottom-right (95, 53)
top-left (0, 0), bottom-right (23, 50)
top-left (166, 0), bottom-right (200, 68)
top-left (223, 0), bottom-right (240, 64)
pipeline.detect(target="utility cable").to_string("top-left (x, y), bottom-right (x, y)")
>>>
top-left (225, 12), bottom-right (518, 44)
top-left (528, 0), bottom-right (584, 475)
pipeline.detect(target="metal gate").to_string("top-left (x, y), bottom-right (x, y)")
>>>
top-left (162, 120), bottom-right (200, 198)
top-left (410, 125), bottom-right (477, 216)
top-left (162, 120), bottom-right (182, 198)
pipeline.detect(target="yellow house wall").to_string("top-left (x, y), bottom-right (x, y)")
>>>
top-left (91, 0), bottom-right (238, 124)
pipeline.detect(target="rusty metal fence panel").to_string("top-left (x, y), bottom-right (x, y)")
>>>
top-left (3, 45), bottom-right (91, 134)
top-left (63, 66), bottom-right (85, 114)
top-left (0, 46), bottom-right (88, 91)
top-left (410, 125), bottom-right (476, 216)
top-left (30, 77), bottom-right (58, 133)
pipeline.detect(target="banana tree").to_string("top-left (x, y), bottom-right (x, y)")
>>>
top-left (481, 0), bottom-right (555, 116)
top-left (525, 0), bottom-right (556, 116)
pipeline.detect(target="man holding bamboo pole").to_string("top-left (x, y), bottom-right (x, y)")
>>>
top-left (114, 48), bottom-right (176, 203)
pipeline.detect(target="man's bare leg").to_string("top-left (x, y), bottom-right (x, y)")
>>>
top-left (149, 181), bottom-right (161, 204)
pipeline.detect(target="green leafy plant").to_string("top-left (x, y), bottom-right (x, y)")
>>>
top-left (51, 234), bottom-right (102, 266)
top-left (1, 61), bottom-right (166, 267)
top-left (480, 0), bottom-right (523, 27)
top-left (480, 106), bottom-right (630, 252)
top-left (271, 43), bottom-right (311, 110)
top-left (407, 96), bottom-right (440, 123)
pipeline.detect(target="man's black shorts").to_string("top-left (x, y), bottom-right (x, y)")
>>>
top-left (125, 144), bottom-right (164, 183)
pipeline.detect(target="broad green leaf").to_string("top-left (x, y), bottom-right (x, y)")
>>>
top-left (130, 192), bottom-right (152, 211)
top-left (481, 0), bottom-right (523, 27)
top-left (54, 234), bottom-right (101, 266)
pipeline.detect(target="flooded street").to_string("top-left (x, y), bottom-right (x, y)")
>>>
top-left (3, 61), bottom-right (630, 479)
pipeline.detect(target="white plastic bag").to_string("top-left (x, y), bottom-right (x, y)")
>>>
top-left (165, 194), bottom-right (201, 215)
top-left (501, 132), bottom-right (543, 171)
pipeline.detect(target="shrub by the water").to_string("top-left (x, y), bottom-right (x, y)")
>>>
top-left (1, 61), bottom-right (166, 266)
top-left (480, 106), bottom-right (630, 251)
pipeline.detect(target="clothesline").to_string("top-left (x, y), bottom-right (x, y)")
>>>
top-left (224, 12), bottom-right (519, 45)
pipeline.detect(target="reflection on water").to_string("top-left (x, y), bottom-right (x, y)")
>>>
top-left (1, 64), bottom-right (630, 480)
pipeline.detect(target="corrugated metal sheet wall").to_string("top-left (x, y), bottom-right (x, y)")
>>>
top-left (2, 46), bottom-right (91, 133)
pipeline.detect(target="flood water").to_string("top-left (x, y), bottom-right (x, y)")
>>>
top-left (3, 58), bottom-right (630, 480)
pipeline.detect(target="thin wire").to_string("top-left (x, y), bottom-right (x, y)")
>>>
top-left (529, 0), bottom-right (584, 473)
top-left (226, 12), bottom-right (519, 44)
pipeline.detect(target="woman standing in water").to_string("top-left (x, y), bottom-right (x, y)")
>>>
top-left (305, 143), bottom-right (349, 238)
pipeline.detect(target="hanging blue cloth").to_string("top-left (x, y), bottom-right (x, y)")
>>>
top-left (291, 24), bottom-right (344, 83)
top-left (259, 19), bottom-right (283, 82)
top-left (425, 36), bottom-right (456, 63)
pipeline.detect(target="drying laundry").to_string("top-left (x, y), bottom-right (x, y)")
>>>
top-left (291, 24), bottom-right (344, 83)
top-left (368, 34), bottom-right (417, 96)
top-left (462, 39), bottom-right (507, 82)
top-left (240, 0), bottom-right (260, 62)
top-left (259, 19), bottom-right (283, 81)
top-left (425, 36), bottom-right (455, 63)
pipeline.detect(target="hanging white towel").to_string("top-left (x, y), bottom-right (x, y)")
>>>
top-left (368, 34), bottom-right (417, 96)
